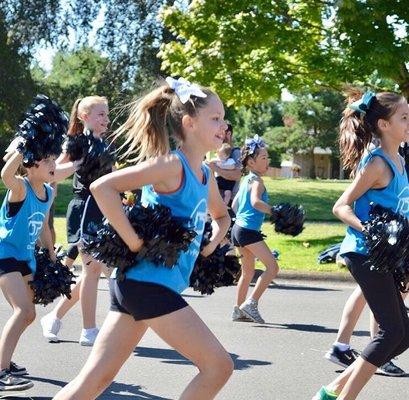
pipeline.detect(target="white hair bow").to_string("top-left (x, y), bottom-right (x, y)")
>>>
top-left (165, 77), bottom-right (207, 104)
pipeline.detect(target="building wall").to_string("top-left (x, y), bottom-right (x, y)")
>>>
top-left (293, 154), bottom-right (332, 178)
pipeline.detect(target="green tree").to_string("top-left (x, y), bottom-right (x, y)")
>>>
top-left (159, 1), bottom-right (409, 105)
top-left (264, 90), bottom-right (344, 177)
top-left (35, 47), bottom-right (133, 119)
top-left (0, 10), bottom-right (36, 148)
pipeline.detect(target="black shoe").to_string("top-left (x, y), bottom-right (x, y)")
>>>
top-left (376, 360), bottom-right (406, 377)
top-left (324, 346), bottom-right (359, 368)
top-left (0, 370), bottom-right (33, 391)
top-left (8, 362), bottom-right (27, 376)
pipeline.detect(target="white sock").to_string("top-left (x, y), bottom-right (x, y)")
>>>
top-left (333, 341), bottom-right (350, 352)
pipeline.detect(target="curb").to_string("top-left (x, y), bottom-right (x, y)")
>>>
top-left (253, 268), bottom-right (354, 283)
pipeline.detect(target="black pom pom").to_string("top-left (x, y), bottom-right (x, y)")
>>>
top-left (189, 221), bottom-right (241, 295)
top-left (29, 248), bottom-right (76, 306)
top-left (69, 132), bottom-right (115, 187)
top-left (15, 95), bottom-right (68, 167)
top-left (363, 203), bottom-right (409, 291)
top-left (83, 204), bottom-right (197, 279)
top-left (270, 203), bottom-right (305, 236)
top-left (189, 246), bottom-right (241, 295)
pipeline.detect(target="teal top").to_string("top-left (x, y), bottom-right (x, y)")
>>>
top-left (340, 147), bottom-right (409, 256)
top-left (235, 172), bottom-right (269, 231)
top-left (123, 150), bottom-right (210, 293)
top-left (0, 178), bottom-right (53, 273)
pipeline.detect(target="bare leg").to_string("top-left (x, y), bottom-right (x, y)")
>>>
top-left (52, 278), bottom-right (81, 320)
top-left (245, 241), bottom-right (279, 302)
top-left (147, 306), bottom-right (233, 400)
top-left (325, 357), bottom-right (377, 400)
top-left (235, 246), bottom-right (255, 306)
top-left (79, 252), bottom-right (102, 329)
top-left (53, 311), bottom-right (148, 399)
top-left (336, 286), bottom-right (366, 344)
top-left (0, 273), bottom-right (35, 370)
top-left (54, 306), bottom-right (232, 400)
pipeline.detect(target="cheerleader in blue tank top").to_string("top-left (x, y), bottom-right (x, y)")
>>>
top-left (0, 149), bottom-right (56, 391)
top-left (230, 135), bottom-right (279, 325)
top-left (313, 92), bottom-right (409, 400)
top-left (53, 77), bottom-right (233, 400)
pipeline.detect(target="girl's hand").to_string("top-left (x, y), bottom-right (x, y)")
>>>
top-left (128, 234), bottom-right (144, 253)
top-left (49, 250), bottom-right (57, 263)
top-left (201, 241), bottom-right (217, 258)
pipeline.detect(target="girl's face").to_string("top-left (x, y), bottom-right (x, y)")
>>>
top-left (188, 95), bottom-right (227, 152)
top-left (380, 101), bottom-right (409, 143)
top-left (30, 156), bottom-right (56, 182)
top-left (248, 148), bottom-right (269, 175)
top-left (81, 103), bottom-right (110, 136)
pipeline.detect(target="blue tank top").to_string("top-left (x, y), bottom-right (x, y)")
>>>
top-left (124, 150), bottom-right (210, 293)
top-left (235, 172), bottom-right (269, 231)
top-left (340, 148), bottom-right (409, 256)
top-left (0, 178), bottom-right (53, 273)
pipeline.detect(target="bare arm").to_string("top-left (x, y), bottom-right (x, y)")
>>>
top-left (250, 179), bottom-right (271, 215)
top-left (38, 211), bottom-right (57, 261)
top-left (201, 173), bottom-right (231, 257)
top-left (333, 157), bottom-right (392, 232)
top-left (209, 162), bottom-right (241, 181)
top-left (90, 155), bottom-right (182, 252)
top-left (1, 151), bottom-right (25, 202)
top-left (53, 160), bottom-right (82, 182)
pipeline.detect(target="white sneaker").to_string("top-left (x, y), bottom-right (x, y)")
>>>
top-left (79, 328), bottom-right (99, 346)
top-left (231, 306), bottom-right (251, 322)
top-left (40, 314), bottom-right (62, 343)
top-left (239, 299), bottom-right (265, 324)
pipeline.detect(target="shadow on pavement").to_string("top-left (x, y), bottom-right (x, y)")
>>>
top-left (101, 381), bottom-right (172, 399)
top-left (254, 323), bottom-right (369, 337)
top-left (133, 346), bottom-right (271, 370)
top-left (268, 284), bottom-right (340, 292)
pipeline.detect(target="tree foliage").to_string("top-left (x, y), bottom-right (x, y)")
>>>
top-left (264, 90), bottom-right (344, 157)
top-left (0, 10), bottom-right (36, 145)
top-left (34, 47), bottom-right (132, 115)
top-left (160, 1), bottom-right (409, 106)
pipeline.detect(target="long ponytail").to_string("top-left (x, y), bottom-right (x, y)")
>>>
top-left (113, 80), bottom-right (214, 163)
top-left (67, 99), bottom-right (83, 136)
top-left (339, 89), bottom-right (405, 176)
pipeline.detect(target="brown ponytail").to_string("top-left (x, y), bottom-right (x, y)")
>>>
top-left (67, 98), bottom-right (83, 136)
top-left (113, 80), bottom-right (214, 163)
top-left (339, 89), bottom-right (405, 176)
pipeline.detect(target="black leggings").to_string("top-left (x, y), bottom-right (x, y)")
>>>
top-left (344, 252), bottom-right (409, 367)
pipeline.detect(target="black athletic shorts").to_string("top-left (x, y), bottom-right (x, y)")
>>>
top-left (66, 194), bottom-right (104, 245)
top-left (109, 278), bottom-right (188, 321)
top-left (231, 223), bottom-right (264, 247)
top-left (0, 258), bottom-right (32, 277)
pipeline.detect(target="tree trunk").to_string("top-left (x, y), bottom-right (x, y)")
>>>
top-left (310, 147), bottom-right (316, 179)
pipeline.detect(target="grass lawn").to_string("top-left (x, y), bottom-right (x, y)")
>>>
top-left (264, 178), bottom-right (350, 221)
top-left (261, 221), bottom-right (347, 272)
top-left (54, 217), bottom-right (348, 273)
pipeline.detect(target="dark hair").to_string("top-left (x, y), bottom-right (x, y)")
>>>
top-left (112, 79), bottom-right (216, 162)
top-left (339, 89), bottom-right (406, 175)
top-left (240, 145), bottom-right (264, 174)
top-left (226, 122), bottom-right (233, 135)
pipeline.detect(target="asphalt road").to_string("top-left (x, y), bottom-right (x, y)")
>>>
top-left (1, 278), bottom-right (408, 399)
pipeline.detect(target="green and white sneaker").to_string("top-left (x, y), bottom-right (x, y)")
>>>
top-left (312, 387), bottom-right (338, 400)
